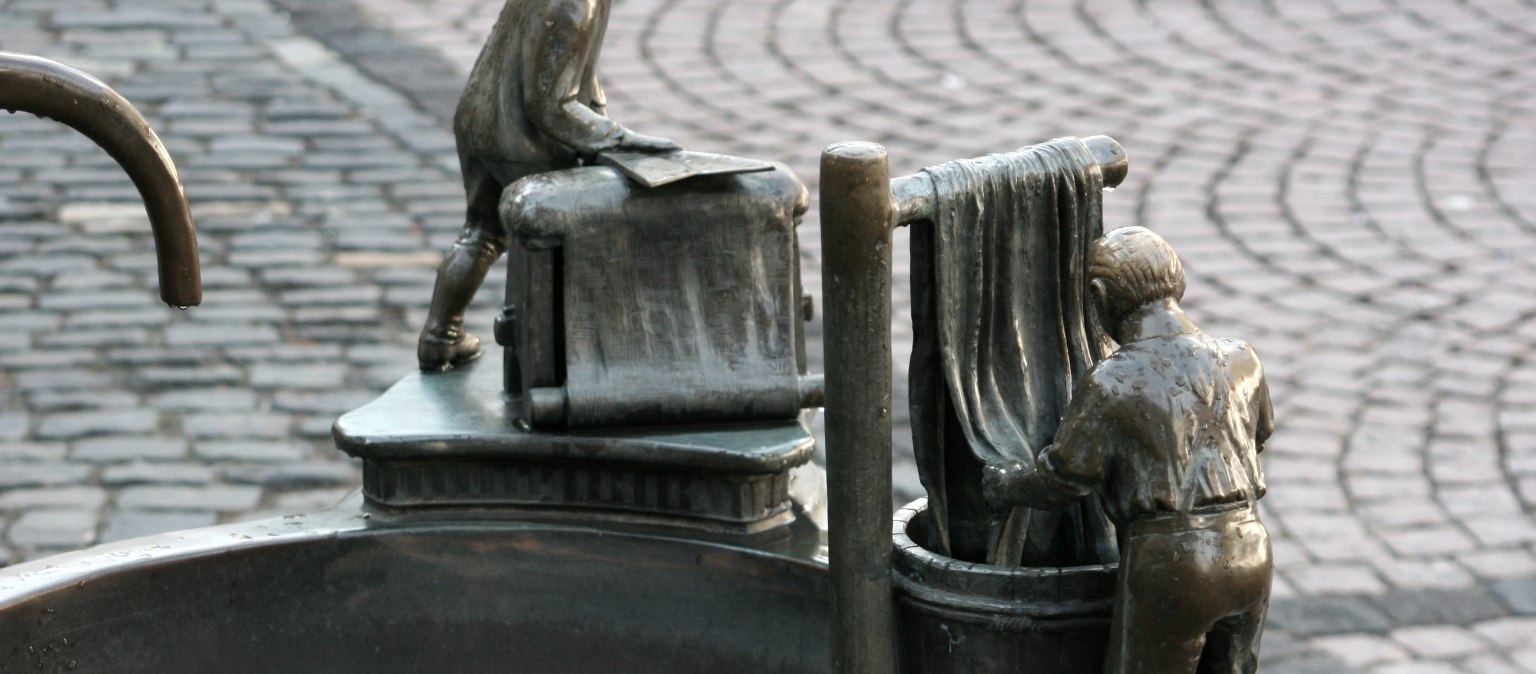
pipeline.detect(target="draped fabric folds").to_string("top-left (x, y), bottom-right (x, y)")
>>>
top-left (910, 137), bottom-right (1118, 567)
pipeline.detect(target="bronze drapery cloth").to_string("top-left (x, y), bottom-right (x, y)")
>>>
top-left (911, 137), bottom-right (1117, 566)
top-left (504, 165), bottom-right (809, 428)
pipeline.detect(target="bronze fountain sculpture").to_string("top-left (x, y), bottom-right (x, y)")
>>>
top-left (0, 5), bottom-right (1272, 672)
top-left (419, 0), bottom-right (681, 371)
top-left (984, 226), bottom-right (1273, 673)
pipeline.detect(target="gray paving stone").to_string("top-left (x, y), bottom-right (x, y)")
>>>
top-left (1311, 633), bottom-right (1411, 669)
top-left (35, 409), bottom-right (157, 440)
top-left (248, 363), bottom-right (347, 389)
top-left (1457, 654), bottom-right (1528, 674)
top-left (0, 487), bottom-right (108, 511)
top-left (0, 443), bottom-right (65, 462)
top-left (195, 440), bottom-right (308, 463)
top-left (101, 462), bottom-right (215, 486)
top-left (271, 390), bottom-right (376, 415)
top-left (7, 509), bottom-right (97, 548)
top-left (164, 322), bottom-right (282, 347)
top-left (0, 464), bottom-right (93, 489)
top-left (1269, 597), bottom-right (1393, 636)
top-left (131, 365), bottom-right (245, 388)
top-left (49, 8), bottom-right (221, 30)
top-left (271, 487), bottom-right (354, 511)
top-left (0, 413), bottom-right (27, 441)
top-left (1371, 662), bottom-right (1473, 674)
top-left (26, 390), bottom-right (139, 412)
top-left (151, 388), bottom-right (259, 412)
top-left (1261, 652), bottom-right (1364, 674)
top-left (221, 462), bottom-right (356, 488)
top-left (99, 509), bottom-right (219, 543)
top-left (116, 485), bottom-right (262, 512)
top-left (1489, 577), bottom-right (1536, 615)
top-left (72, 436), bottom-right (188, 463)
top-left (181, 414), bottom-right (292, 439)
top-left (103, 347), bottom-right (209, 367)
top-left (1471, 616), bottom-right (1536, 649)
top-left (295, 416), bottom-right (337, 439)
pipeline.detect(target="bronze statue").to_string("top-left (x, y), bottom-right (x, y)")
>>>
top-left (984, 226), bottom-right (1273, 674)
top-left (819, 138), bottom-right (1131, 674)
top-left (420, 0), bottom-right (680, 371)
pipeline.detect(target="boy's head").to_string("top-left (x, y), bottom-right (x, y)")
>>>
top-left (1087, 226), bottom-right (1185, 327)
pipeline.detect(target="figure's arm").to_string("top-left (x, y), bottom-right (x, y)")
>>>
top-left (983, 376), bottom-right (1112, 510)
top-left (522, 1), bottom-right (678, 156)
top-left (1254, 363), bottom-right (1274, 453)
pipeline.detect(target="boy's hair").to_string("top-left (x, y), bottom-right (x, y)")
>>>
top-left (1087, 226), bottom-right (1186, 317)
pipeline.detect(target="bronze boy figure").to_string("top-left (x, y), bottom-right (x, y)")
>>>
top-left (420, 0), bottom-right (680, 370)
top-left (984, 226), bottom-right (1274, 674)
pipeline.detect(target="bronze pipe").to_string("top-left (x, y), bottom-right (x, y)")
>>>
top-left (820, 141), bottom-right (898, 674)
top-left (0, 51), bottom-right (200, 307)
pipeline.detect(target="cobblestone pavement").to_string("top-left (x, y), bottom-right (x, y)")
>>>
top-left (2, 0), bottom-right (1536, 671)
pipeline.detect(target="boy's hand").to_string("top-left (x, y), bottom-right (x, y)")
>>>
top-left (982, 459), bottom-right (1029, 509)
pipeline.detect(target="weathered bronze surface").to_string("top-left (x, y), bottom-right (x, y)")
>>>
top-left (985, 226), bottom-right (1274, 673)
top-left (820, 142), bottom-right (899, 674)
top-left (334, 349), bottom-right (821, 533)
top-left (893, 499), bottom-right (1116, 674)
top-left (0, 494), bottom-right (832, 673)
top-left (420, 0), bottom-right (681, 371)
top-left (820, 137), bottom-right (1130, 674)
top-left (0, 51), bottom-right (201, 308)
top-left (496, 163), bottom-right (816, 430)
top-left (908, 137), bottom-right (1120, 568)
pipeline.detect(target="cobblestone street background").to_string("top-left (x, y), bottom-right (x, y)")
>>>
top-left (3, 0), bottom-right (1536, 671)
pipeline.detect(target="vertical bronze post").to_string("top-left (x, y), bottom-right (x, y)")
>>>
top-left (820, 142), bottom-right (896, 673)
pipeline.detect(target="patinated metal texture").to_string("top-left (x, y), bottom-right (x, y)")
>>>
top-left (334, 350), bottom-right (818, 532)
top-left (820, 137), bottom-right (1129, 674)
top-left (0, 495), bottom-right (831, 673)
top-left (892, 500), bottom-right (1114, 674)
top-left (819, 142), bottom-right (898, 674)
top-left (985, 226), bottom-right (1274, 673)
top-left (497, 164), bottom-right (815, 430)
top-left (0, 51), bottom-right (200, 308)
top-left (421, 0), bottom-right (679, 371)
top-left (907, 137), bottom-right (1120, 567)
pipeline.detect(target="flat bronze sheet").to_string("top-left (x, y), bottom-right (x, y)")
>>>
top-left (598, 150), bottom-right (774, 188)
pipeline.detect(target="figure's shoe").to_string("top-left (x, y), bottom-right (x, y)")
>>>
top-left (418, 329), bottom-right (482, 372)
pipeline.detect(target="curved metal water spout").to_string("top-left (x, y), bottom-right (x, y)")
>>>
top-left (0, 51), bottom-right (201, 307)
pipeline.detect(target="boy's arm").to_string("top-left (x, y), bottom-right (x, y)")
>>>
top-left (1254, 364), bottom-right (1274, 453)
top-left (983, 375), bottom-right (1113, 510)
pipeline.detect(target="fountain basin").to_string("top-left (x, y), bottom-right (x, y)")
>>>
top-left (0, 494), bottom-right (831, 673)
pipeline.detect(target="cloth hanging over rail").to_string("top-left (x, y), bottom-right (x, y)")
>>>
top-left (911, 137), bottom-right (1118, 566)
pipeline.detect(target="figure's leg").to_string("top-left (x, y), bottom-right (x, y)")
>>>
top-left (1195, 521), bottom-right (1271, 674)
top-left (1104, 532), bottom-right (1209, 674)
top-left (419, 158), bottom-right (506, 371)
top-left (1195, 606), bottom-right (1266, 674)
